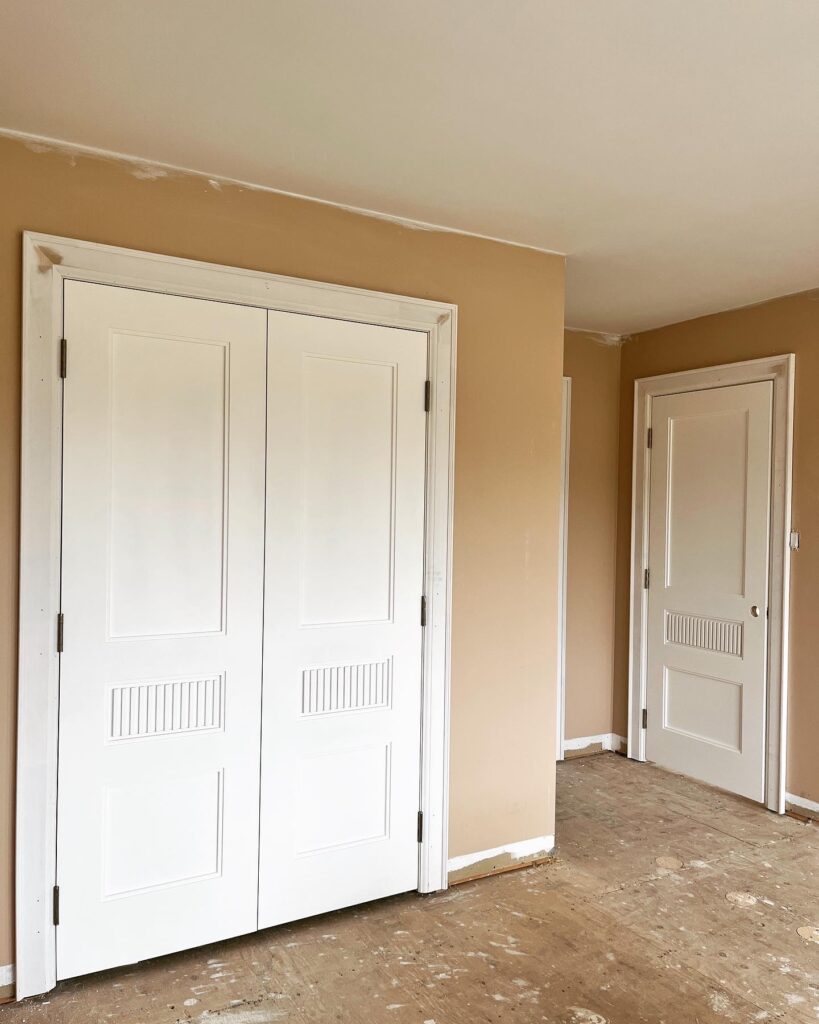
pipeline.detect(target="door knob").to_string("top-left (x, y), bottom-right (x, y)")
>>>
top-left (750, 605), bottom-right (761, 618)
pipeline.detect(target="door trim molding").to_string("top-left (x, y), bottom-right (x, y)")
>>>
top-left (628, 354), bottom-right (794, 815)
top-left (17, 232), bottom-right (457, 998)
top-left (556, 377), bottom-right (571, 761)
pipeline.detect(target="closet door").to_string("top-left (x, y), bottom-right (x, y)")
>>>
top-left (57, 282), bottom-right (266, 980)
top-left (259, 310), bottom-right (427, 927)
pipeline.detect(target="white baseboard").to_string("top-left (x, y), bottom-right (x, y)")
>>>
top-left (0, 964), bottom-right (14, 987)
top-left (448, 834), bottom-right (555, 874)
top-left (786, 791), bottom-right (819, 815)
top-left (562, 732), bottom-right (626, 754)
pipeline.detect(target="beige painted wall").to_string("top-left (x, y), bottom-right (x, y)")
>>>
top-left (562, 332), bottom-right (621, 741)
top-left (0, 135), bottom-right (565, 968)
top-left (614, 292), bottom-right (819, 806)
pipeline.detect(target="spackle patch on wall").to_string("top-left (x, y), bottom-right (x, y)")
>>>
top-left (6, 127), bottom-right (564, 250)
top-left (130, 164), bottom-right (170, 181)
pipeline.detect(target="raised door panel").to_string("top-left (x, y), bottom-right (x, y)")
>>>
top-left (108, 332), bottom-right (228, 638)
top-left (299, 354), bottom-right (396, 626)
top-left (665, 408), bottom-right (750, 597)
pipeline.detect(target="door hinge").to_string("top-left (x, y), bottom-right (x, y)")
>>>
top-left (647, 427), bottom-right (653, 449)
top-left (642, 708), bottom-right (648, 730)
top-left (59, 338), bottom-right (67, 379)
top-left (644, 568), bottom-right (650, 590)
top-left (424, 380), bottom-right (431, 413)
top-left (420, 595), bottom-right (427, 627)
top-left (53, 884), bottom-right (60, 926)
top-left (56, 612), bottom-right (64, 653)
top-left (417, 811), bottom-right (424, 843)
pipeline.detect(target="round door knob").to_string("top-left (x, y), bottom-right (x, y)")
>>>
top-left (750, 605), bottom-right (761, 618)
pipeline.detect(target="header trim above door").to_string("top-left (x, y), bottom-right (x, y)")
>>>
top-left (17, 232), bottom-right (457, 998)
top-left (628, 354), bottom-right (795, 815)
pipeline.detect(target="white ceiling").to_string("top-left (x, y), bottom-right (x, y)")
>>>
top-left (1, 0), bottom-right (818, 333)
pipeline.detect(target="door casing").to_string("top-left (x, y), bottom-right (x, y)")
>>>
top-left (628, 355), bottom-right (795, 813)
top-left (17, 232), bottom-right (457, 999)
top-left (556, 377), bottom-right (571, 761)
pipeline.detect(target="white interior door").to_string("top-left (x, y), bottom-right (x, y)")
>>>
top-left (258, 310), bottom-right (427, 928)
top-left (645, 381), bottom-right (773, 802)
top-left (57, 282), bottom-right (267, 979)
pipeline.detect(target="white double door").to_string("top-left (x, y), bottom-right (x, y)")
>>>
top-left (56, 283), bottom-right (427, 980)
top-left (645, 381), bottom-right (773, 802)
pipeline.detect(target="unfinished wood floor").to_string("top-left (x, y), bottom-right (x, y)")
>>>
top-left (7, 754), bottom-right (818, 1023)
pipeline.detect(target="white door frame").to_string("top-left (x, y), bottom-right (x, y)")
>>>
top-left (628, 355), bottom-right (795, 814)
top-left (556, 377), bottom-right (571, 761)
top-left (17, 232), bottom-right (457, 999)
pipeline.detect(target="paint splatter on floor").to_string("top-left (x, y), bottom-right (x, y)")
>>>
top-left (726, 890), bottom-right (759, 907)
top-left (4, 755), bottom-right (817, 1023)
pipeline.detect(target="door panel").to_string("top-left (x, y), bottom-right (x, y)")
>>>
top-left (299, 353), bottom-right (396, 625)
top-left (258, 311), bottom-right (426, 928)
top-left (107, 330), bottom-right (228, 637)
top-left (646, 382), bottom-right (772, 802)
top-left (57, 282), bottom-right (266, 980)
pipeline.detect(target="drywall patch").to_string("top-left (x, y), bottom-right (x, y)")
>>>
top-left (23, 133), bottom-right (168, 185)
top-left (1, 127), bottom-right (565, 255)
top-left (448, 835), bottom-right (554, 884)
top-left (563, 328), bottom-right (629, 347)
top-left (130, 164), bottom-right (170, 181)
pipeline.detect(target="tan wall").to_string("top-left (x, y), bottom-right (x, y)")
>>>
top-left (562, 332), bottom-right (621, 740)
top-left (614, 292), bottom-right (819, 805)
top-left (0, 135), bottom-right (565, 968)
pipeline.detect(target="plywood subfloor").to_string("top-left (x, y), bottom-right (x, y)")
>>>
top-left (8, 754), bottom-right (818, 1022)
